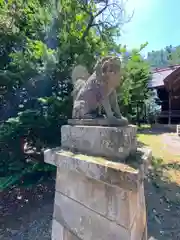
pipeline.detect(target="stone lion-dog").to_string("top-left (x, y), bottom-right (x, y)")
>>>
top-left (71, 56), bottom-right (125, 121)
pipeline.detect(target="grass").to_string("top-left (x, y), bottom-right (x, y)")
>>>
top-left (137, 133), bottom-right (180, 163)
top-left (137, 128), bottom-right (180, 204)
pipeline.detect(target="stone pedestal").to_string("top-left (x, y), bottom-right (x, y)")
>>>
top-left (44, 124), bottom-right (151, 240)
top-left (61, 124), bottom-right (137, 161)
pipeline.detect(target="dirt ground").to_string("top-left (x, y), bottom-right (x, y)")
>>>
top-left (0, 179), bottom-right (55, 240)
top-left (1, 130), bottom-right (180, 240)
top-left (1, 176), bottom-right (180, 239)
top-left (139, 129), bottom-right (180, 239)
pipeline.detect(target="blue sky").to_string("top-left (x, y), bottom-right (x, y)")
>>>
top-left (120, 0), bottom-right (180, 55)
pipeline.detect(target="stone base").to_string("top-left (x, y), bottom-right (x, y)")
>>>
top-left (68, 118), bottom-right (128, 127)
top-left (177, 125), bottom-right (180, 136)
top-left (61, 124), bottom-right (137, 162)
top-left (44, 147), bottom-right (151, 240)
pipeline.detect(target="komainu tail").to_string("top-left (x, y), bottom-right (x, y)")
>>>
top-left (71, 65), bottom-right (90, 99)
top-left (71, 65), bottom-right (90, 84)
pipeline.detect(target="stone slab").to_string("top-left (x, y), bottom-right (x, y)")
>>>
top-left (44, 147), bottom-right (152, 191)
top-left (130, 182), bottom-right (147, 240)
top-left (54, 191), bottom-right (130, 240)
top-left (52, 218), bottom-right (63, 240)
top-left (61, 124), bottom-right (137, 161)
top-left (142, 226), bottom-right (147, 240)
top-left (68, 118), bottom-right (128, 127)
top-left (130, 202), bottom-right (147, 240)
top-left (52, 219), bottom-right (80, 240)
top-left (55, 168), bottom-right (138, 228)
top-left (63, 229), bottom-right (80, 240)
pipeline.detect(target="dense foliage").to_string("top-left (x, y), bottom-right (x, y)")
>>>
top-left (0, 0), bottom-right (151, 178)
top-left (147, 45), bottom-right (180, 68)
top-left (120, 47), bottom-right (151, 121)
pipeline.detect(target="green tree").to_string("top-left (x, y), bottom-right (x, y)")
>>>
top-left (167, 46), bottom-right (180, 65)
top-left (0, 0), bottom-right (132, 178)
top-left (0, 0), bottom-right (152, 185)
top-left (147, 45), bottom-right (180, 68)
top-left (119, 46), bottom-right (151, 122)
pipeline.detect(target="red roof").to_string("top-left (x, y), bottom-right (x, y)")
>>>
top-left (148, 65), bottom-right (180, 88)
top-left (164, 66), bottom-right (180, 94)
top-left (152, 64), bottom-right (180, 73)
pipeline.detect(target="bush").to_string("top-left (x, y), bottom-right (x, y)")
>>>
top-left (0, 96), bottom-right (72, 177)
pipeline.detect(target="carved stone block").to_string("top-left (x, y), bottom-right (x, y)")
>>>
top-left (61, 124), bottom-right (137, 162)
top-left (44, 121), bottom-right (150, 240)
top-left (68, 118), bottom-right (128, 127)
top-left (44, 146), bottom-right (151, 240)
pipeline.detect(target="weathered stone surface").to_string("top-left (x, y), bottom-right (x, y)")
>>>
top-left (137, 147), bottom-right (152, 179)
top-left (52, 220), bottom-right (80, 240)
top-left (45, 149), bottom-right (139, 191)
top-left (129, 190), bottom-right (138, 227)
top-left (68, 118), bottom-right (128, 127)
top-left (44, 147), bottom-right (151, 191)
top-left (61, 124), bottom-right (137, 161)
top-left (63, 228), bottom-right (80, 240)
top-left (54, 192), bottom-right (130, 240)
top-left (130, 203), bottom-right (147, 240)
top-left (55, 168), bottom-right (138, 228)
top-left (44, 124), bottom-right (150, 240)
top-left (138, 183), bottom-right (146, 212)
top-left (44, 147), bottom-right (61, 165)
top-left (142, 226), bottom-right (147, 240)
top-left (52, 218), bottom-right (64, 240)
top-left (130, 182), bottom-right (147, 240)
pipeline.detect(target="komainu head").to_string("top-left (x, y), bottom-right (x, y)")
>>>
top-left (93, 56), bottom-right (122, 88)
top-left (94, 56), bottom-right (121, 76)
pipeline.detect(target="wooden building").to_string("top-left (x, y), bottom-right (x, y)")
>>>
top-left (148, 65), bottom-right (180, 124)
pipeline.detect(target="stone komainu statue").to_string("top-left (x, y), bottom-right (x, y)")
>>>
top-left (71, 56), bottom-right (125, 121)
